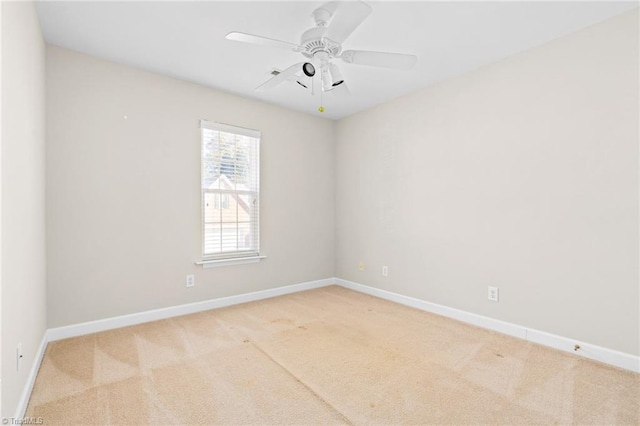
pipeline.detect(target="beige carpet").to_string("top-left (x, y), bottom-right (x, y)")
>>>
top-left (26, 285), bottom-right (639, 425)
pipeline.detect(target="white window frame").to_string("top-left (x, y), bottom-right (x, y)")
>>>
top-left (197, 120), bottom-right (264, 268)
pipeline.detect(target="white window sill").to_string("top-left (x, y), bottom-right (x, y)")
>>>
top-left (195, 255), bottom-right (266, 268)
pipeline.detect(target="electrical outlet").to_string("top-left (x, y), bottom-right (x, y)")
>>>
top-left (17, 343), bottom-right (23, 371)
top-left (186, 274), bottom-right (195, 288)
top-left (382, 265), bottom-right (389, 277)
top-left (488, 286), bottom-right (499, 302)
top-left (358, 261), bottom-right (365, 272)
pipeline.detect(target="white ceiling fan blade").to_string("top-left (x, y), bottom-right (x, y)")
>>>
top-left (341, 50), bottom-right (417, 70)
top-left (225, 32), bottom-right (299, 51)
top-left (255, 63), bottom-right (304, 91)
top-left (321, 1), bottom-right (372, 44)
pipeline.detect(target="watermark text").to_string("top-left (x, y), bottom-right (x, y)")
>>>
top-left (2, 417), bottom-right (44, 425)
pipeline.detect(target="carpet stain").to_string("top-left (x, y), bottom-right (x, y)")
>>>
top-left (269, 317), bottom-right (294, 325)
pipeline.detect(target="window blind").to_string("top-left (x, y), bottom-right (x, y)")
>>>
top-left (200, 120), bottom-right (260, 259)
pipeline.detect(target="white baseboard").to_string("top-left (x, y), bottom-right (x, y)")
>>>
top-left (524, 328), bottom-right (639, 373)
top-left (14, 333), bottom-right (48, 419)
top-left (335, 278), bottom-right (640, 373)
top-left (47, 278), bottom-right (335, 342)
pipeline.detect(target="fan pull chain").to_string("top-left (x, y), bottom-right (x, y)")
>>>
top-left (318, 81), bottom-right (325, 113)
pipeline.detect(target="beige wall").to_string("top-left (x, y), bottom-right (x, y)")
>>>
top-left (1, 2), bottom-right (47, 417)
top-left (335, 10), bottom-right (639, 355)
top-left (46, 46), bottom-right (335, 328)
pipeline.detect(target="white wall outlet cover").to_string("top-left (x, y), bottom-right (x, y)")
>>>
top-left (382, 265), bottom-right (389, 277)
top-left (488, 286), bottom-right (499, 302)
top-left (186, 274), bottom-right (195, 287)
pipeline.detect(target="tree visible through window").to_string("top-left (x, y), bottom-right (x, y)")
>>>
top-left (201, 120), bottom-right (260, 258)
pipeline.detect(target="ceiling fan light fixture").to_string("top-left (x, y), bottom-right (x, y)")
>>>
top-left (302, 62), bottom-right (316, 77)
top-left (321, 68), bottom-right (333, 91)
top-left (329, 64), bottom-right (344, 86)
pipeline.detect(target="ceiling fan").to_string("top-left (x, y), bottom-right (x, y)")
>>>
top-left (225, 1), bottom-right (417, 96)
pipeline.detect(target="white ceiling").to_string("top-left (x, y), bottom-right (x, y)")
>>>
top-left (35, 1), bottom-right (638, 120)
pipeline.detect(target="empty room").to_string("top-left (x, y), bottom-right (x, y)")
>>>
top-left (1, 0), bottom-right (639, 424)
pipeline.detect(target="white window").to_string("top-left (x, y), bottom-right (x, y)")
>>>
top-left (200, 120), bottom-right (260, 261)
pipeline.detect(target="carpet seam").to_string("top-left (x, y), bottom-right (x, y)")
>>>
top-left (250, 341), bottom-right (354, 425)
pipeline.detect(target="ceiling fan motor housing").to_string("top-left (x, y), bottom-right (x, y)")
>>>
top-left (300, 27), bottom-right (341, 58)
